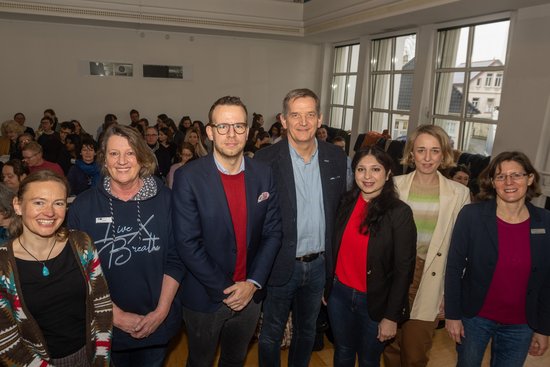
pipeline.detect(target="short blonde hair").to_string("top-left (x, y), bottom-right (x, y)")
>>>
top-left (1, 120), bottom-right (25, 137)
top-left (97, 125), bottom-right (157, 178)
top-left (400, 124), bottom-right (455, 169)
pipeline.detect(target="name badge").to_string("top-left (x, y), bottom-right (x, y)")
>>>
top-left (531, 228), bottom-right (546, 234)
top-left (96, 217), bottom-right (113, 224)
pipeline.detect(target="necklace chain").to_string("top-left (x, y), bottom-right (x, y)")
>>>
top-left (17, 237), bottom-right (57, 277)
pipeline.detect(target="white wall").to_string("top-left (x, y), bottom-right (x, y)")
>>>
top-left (0, 19), bottom-right (322, 131)
top-left (493, 4), bottom-right (550, 160)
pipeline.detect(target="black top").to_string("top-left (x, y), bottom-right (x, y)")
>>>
top-left (16, 241), bottom-right (87, 358)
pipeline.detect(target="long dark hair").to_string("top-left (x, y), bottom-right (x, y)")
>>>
top-left (336, 146), bottom-right (400, 236)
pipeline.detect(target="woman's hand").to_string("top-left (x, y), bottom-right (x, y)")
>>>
top-left (529, 332), bottom-right (549, 356)
top-left (445, 319), bottom-right (464, 344)
top-left (131, 308), bottom-right (169, 339)
top-left (377, 318), bottom-right (397, 342)
top-left (113, 303), bottom-right (144, 335)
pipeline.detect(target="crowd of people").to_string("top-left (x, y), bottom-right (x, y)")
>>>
top-left (0, 88), bottom-right (549, 367)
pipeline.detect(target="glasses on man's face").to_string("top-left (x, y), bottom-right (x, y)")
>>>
top-left (493, 172), bottom-right (529, 182)
top-left (210, 123), bottom-right (248, 135)
top-left (22, 152), bottom-right (39, 162)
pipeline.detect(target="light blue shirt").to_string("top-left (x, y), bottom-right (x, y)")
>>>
top-left (289, 141), bottom-right (326, 257)
top-left (213, 155), bottom-right (245, 174)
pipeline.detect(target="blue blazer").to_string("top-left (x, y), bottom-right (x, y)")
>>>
top-left (254, 139), bottom-right (347, 286)
top-left (445, 200), bottom-right (550, 335)
top-left (172, 155), bottom-right (282, 313)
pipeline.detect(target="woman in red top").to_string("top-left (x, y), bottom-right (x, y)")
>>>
top-left (326, 146), bottom-right (417, 367)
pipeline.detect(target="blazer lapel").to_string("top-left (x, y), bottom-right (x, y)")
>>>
top-left (278, 141), bottom-right (297, 214)
top-left (244, 158), bottom-right (256, 249)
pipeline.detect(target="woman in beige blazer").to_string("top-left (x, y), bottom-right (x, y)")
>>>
top-left (383, 125), bottom-right (470, 367)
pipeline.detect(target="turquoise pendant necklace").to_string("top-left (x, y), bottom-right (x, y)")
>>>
top-left (17, 237), bottom-right (57, 277)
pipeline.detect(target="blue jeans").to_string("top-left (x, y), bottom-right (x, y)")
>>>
top-left (457, 316), bottom-right (533, 367)
top-left (183, 300), bottom-right (261, 367)
top-left (110, 344), bottom-right (167, 367)
top-left (259, 254), bottom-right (326, 367)
top-left (327, 279), bottom-right (384, 367)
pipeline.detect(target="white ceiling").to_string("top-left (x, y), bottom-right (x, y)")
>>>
top-left (1, 0), bottom-right (549, 43)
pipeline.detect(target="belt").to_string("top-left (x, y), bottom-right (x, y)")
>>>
top-left (296, 252), bottom-right (322, 262)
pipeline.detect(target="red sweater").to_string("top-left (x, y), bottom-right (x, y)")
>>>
top-left (335, 197), bottom-right (370, 293)
top-left (219, 172), bottom-right (247, 282)
top-left (478, 217), bottom-right (530, 324)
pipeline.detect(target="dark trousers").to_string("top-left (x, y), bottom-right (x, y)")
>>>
top-left (259, 255), bottom-right (325, 367)
top-left (327, 279), bottom-right (385, 367)
top-left (111, 344), bottom-right (167, 367)
top-left (183, 300), bottom-right (262, 367)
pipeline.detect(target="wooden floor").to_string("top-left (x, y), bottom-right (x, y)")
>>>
top-left (164, 328), bottom-right (550, 366)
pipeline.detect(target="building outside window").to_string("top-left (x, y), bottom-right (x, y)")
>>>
top-left (432, 19), bottom-right (509, 155)
top-left (328, 43), bottom-right (360, 130)
top-left (369, 34), bottom-right (417, 139)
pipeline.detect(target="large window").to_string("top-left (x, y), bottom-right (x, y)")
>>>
top-left (432, 20), bottom-right (510, 155)
top-left (369, 34), bottom-right (416, 139)
top-left (328, 44), bottom-right (360, 130)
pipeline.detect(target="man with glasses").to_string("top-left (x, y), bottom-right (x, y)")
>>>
top-left (172, 96), bottom-right (282, 367)
top-left (255, 88), bottom-right (347, 367)
top-left (21, 141), bottom-right (64, 176)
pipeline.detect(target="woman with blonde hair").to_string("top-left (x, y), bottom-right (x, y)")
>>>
top-left (1, 119), bottom-right (25, 157)
top-left (68, 125), bottom-right (184, 367)
top-left (184, 126), bottom-right (208, 157)
top-left (383, 124), bottom-right (470, 367)
top-left (0, 170), bottom-right (112, 366)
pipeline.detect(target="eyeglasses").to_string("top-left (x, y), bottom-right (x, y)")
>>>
top-left (22, 152), bottom-right (39, 162)
top-left (210, 123), bottom-right (247, 135)
top-left (493, 172), bottom-right (529, 182)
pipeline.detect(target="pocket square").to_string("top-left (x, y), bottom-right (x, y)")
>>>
top-left (258, 192), bottom-right (270, 203)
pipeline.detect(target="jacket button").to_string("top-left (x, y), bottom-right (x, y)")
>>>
top-left (437, 252), bottom-right (442, 256)
top-left (532, 267), bottom-right (538, 272)
top-left (431, 272), bottom-right (436, 276)
top-left (367, 270), bottom-right (372, 275)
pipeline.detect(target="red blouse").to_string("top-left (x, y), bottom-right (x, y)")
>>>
top-left (335, 196), bottom-right (370, 293)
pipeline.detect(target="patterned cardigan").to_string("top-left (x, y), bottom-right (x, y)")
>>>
top-left (0, 230), bottom-right (112, 366)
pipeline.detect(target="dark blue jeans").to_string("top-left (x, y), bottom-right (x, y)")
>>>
top-left (327, 278), bottom-right (384, 367)
top-left (182, 300), bottom-right (261, 367)
top-left (457, 316), bottom-right (533, 367)
top-left (259, 255), bottom-right (325, 367)
top-left (110, 344), bottom-right (167, 367)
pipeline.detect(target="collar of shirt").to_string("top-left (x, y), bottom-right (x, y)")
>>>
top-left (213, 154), bottom-right (245, 175)
top-left (288, 139), bottom-right (318, 164)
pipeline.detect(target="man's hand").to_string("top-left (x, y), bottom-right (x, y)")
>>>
top-left (529, 332), bottom-right (549, 356)
top-left (223, 281), bottom-right (257, 311)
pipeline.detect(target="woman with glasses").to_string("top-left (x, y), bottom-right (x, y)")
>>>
top-left (445, 151), bottom-right (550, 366)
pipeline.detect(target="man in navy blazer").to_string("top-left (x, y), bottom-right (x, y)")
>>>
top-left (255, 88), bottom-right (347, 367)
top-left (172, 96), bottom-right (282, 367)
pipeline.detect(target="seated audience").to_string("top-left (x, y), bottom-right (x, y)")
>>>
top-left (185, 127), bottom-right (208, 157)
top-left (37, 116), bottom-right (64, 164)
top-left (21, 141), bottom-right (64, 176)
top-left (0, 183), bottom-right (15, 243)
top-left (1, 120), bottom-right (25, 159)
top-left (166, 142), bottom-right (196, 189)
top-left (13, 112), bottom-right (35, 137)
top-left (145, 126), bottom-right (172, 179)
top-left (67, 137), bottom-right (100, 196)
top-left (1, 159), bottom-right (28, 192)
